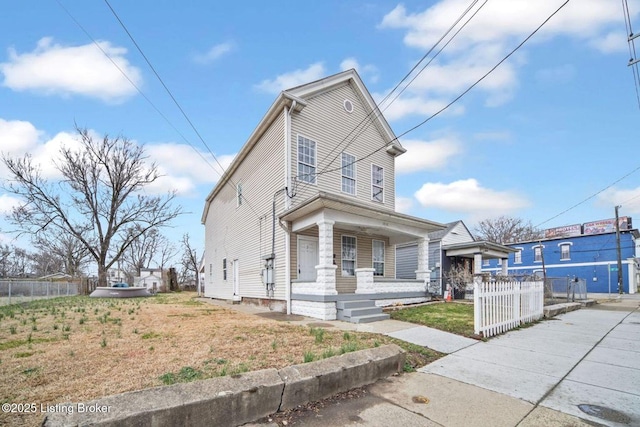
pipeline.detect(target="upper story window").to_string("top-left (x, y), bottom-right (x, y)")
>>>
top-left (341, 153), bottom-right (356, 195)
top-left (559, 243), bottom-right (572, 260)
top-left (514, 248), bottom-right (523, 264)
top-left (533, 245), bottom-right (544, 263)
top-left (371, 164), bottom-right (384, 202)
top-left (298, 135), bottom-right (316, 184)
top-left (341, 235), bottom-right (356, 277)
top-left (482, 259), bottom-right (490, 266)
top-left (373, 240), bottom-right (385, 276)
top-left (236, 183), bottom-right (243, 207)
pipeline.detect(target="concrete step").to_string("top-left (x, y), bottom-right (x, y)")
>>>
top-left (342, 306), bottom-right (384, 318)
top-left (350, 313), bottom-right (390, 323)
top-left (336, 300), bottom-right (376, 310)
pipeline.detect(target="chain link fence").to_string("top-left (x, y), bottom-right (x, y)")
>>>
top-left (544, 277), bottom-right (587, 304)
top-left (0, 280), bottom-right (86, 306)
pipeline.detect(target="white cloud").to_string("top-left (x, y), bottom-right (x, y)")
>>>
top-left (395, 196), bottom-right (414, 213)
top-left (377, 94), bottom-right (465, 121)
top-left (396, 138), bottom-right (461, 173)
top-left (414, 178), bottom-right (529, 215)
top-left (0, 118), bottom-right (42, 155)
top-left (379, 0), bottom-right (633, 119)
top-left (0, 194), bottom-right (22, 214)
top-left (0, 37), bottom-right (141, 102)
top-left (146, 143), bottom-right (235, 195)
top-left (193, 42), bottom-right (234, 64)
top-left (255, 62), bottom-right (326, 94)
top-left (596, 187), bottom-right (640, 215)
top-left (340, 57), bottom-right (379, 83)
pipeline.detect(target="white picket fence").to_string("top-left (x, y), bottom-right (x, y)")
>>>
top-left (473, 281), bottom-right (544, 338)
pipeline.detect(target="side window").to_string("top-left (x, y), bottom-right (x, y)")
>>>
top-left (298, 135), bottom-right (317, 184)
top-left (341, 236), bottom-right (356, 277)
top-left (371, 164), bottom-right (384, 202)
top-left (237, 183), bottom-right (243, 206)
top-left (341, 153), bottom-right (356, 195)
top-left (222, 258), bottom-right (227, 281)
top-left (560, 243), bottom-right (571, 260)
top-left (373, 240), bottom-right (385, 276)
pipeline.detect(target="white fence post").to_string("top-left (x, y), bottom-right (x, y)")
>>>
top-left (473, 280), bottom-right (544, 338)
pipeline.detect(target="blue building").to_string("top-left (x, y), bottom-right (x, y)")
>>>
top-left (482, 218), bottom-right (639, 294)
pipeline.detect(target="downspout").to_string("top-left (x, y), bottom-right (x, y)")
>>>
top-left (284, 102), bottom-right (295, 314)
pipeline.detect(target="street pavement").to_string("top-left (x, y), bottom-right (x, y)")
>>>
top-left (202, 296), bottom-right (640, 426)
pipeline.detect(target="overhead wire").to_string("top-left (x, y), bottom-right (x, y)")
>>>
top-left (293, 0), bottom-right (485, 194)
top-left (102, 0), bottom-right (263, 219)
top-left (303, 0), bottom-right (573, 181)
top-left (622, 0), bottom-right (640, 110)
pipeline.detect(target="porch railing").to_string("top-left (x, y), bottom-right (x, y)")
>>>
top-left (473, 281), bottom-right (544, 338)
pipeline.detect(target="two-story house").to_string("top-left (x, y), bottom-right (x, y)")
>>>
top-left (201, 69), bottom-right (448, 321)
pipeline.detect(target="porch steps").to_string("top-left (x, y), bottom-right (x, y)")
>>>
top-left (336, 300), bottom-right (390, 323)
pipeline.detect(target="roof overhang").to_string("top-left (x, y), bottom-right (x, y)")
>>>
top-left (444, 241), bottom-right (517, 259)
top-left (280, 192), bottom-right (445, 245)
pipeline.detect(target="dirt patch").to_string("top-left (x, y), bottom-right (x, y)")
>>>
top-left (0, 292), bottom-right (441, 427)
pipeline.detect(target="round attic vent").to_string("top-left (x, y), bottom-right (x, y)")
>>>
top-left (343, 99), bottom-right (354, 113)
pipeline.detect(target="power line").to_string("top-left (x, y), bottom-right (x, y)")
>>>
top-left (100, 0), bottom-right (261, 218)
top-left (622, 0), bottom-right (640, 110)
top-left (303, 0), bottom-right (572, 181)
top-left (294, 0), bottom-right (485, 194)
top-left (535, 163), bottom-right (640, 228)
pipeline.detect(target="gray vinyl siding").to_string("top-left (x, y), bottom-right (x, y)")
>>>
top-left (395, 244), bottom-right (418, 279)
top-left (442, 222), bottom-right (474, 245)
top-left (290, 81), bottom-right (396, 210)
top-left (204, 110), bottom-right (287, 300)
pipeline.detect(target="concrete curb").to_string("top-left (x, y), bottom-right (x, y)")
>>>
top-left (42, 344), bottom-right (405, 427)
top-left (543, 302), bottom-right (581, 318)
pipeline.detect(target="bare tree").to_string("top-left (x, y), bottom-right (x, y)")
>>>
top-left (32, 230), bottom-right (91, 277)
top-left (121, 226), bottom-right (162, 276)
top-left (474, 216), bottom-right (543, 244)
top-left (179, 233), bottom-right (199, 291)
top-left (2, 126), bottom-right (182, 286)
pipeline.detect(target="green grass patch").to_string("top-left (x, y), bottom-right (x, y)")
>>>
top-left (159, 366), bottom-right (203, 385)
top-left (141, 332), bottom-right (161, 340)
top-left (390, 302), bottom-right (474, 337)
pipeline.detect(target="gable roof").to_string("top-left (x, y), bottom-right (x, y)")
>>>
top-left (201, 69), bottom-right (404, 223)
top-left (428, 220), bottom-right (474, 242)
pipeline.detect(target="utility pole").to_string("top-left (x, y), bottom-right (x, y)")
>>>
top-left (615, 205), bottom-right (624, 294)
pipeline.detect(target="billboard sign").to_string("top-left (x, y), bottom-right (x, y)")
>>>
top-left (544, 224), bottom-right (582, 239)
top-left (583, 217), bottom-right (630, 235)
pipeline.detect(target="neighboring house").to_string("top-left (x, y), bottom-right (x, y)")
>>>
top-left (107, 267), bottom-right (126, 285)
top-left (396, 220), bottom-right (516, 296)
top-left (135, 268), bottom-right (165, 293)
top-left (482, 217), bottom-right (639, 294)
top-left (202, 69), bottom-right (449, 321)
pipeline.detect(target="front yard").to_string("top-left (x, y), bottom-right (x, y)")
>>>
top-left (0, 292), bottom-right (441, 427)
top-left (389, 301), bottom-right (476, 337)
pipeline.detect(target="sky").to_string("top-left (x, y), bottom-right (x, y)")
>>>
top-left (1, 0), bottom-right (640, 265)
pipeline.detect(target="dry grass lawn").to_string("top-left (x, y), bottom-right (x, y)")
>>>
top-left (0, 292), bottom-right (439, 426)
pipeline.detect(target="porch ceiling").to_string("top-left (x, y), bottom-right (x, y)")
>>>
top-left (280, 192), bottom-right (445, 244)
top-left (444, 240), bottom-right (517, 259)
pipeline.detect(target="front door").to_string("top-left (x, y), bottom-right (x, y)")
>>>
top-left (298, 236), bottom-right (319, 281)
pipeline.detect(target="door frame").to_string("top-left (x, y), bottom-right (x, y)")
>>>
top-left (232, 259), bottom-right (240, 299)
top-left (297, 235), bottom-right (319, 281)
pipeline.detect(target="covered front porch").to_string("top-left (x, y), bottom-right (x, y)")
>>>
top-left (280, 192), bottom-right (445, 320)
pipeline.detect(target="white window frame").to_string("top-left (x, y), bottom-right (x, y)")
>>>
top-left (341, 152), bottom-right (356, 195)
top-left (371, 164), bottom-right (384, 202)
top-left (514, 248), bottom-right (523, 264)
top-left (222, 258), bottom-right (227, 281)
top-left (482, 259), bottom-right (490, 266)
top-left (297, 135), bottom-right (317, 184)
top-left (533, 245), bottom-right (544, 263)
top-left (341, 235), bottom-right (357, 277)
top-left (559, 242), bottom-right (572, 261)
top-left (372, 239), bottom-right (385, 276)
top-left (236, 183), bottom-right (243, 207)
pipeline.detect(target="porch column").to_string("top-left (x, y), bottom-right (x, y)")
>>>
top-left (473, 253), bottom-right (483, 285)
top-left (315, 219), bottom-right (337, 295)
top-left (501, 258), bottom-right (509, 276)
top-left (415, 236), bottom-right (431, 289)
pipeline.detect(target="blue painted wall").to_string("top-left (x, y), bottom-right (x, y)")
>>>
top-left (482, 231), bottom-right (638, 293)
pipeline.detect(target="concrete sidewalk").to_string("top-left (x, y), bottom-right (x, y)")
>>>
top-left (205, 297), bottom-right (640, 426)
